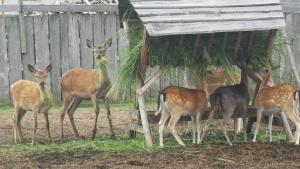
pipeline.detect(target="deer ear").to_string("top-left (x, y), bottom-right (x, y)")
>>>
top-left (46, 64), bottom-right (52, 72)
top-left (28, 64), bottom-right (36, 73)
top-left (86, 39), bottom-right (94, 49)
top-left (104, 38), bottom-right (112, 49)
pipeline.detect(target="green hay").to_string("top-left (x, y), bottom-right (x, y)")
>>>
top-left (109, 21), bottom-right (283, 98)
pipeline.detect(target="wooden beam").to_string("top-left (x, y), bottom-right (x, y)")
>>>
top-left (139, 30), bottom-right (149, 83)
top-left (0, 5), bottom-right (118, 13)
top-left (193, 34), bottom-right (200, 58)
top-left (137, 68), bottom-right (165, 96)
top-left (137, 29), bottom-right (152, 147)
top-left (234, 32), bottom-right (242, 58)
top-left (264, 29), bottom-right (277, 63)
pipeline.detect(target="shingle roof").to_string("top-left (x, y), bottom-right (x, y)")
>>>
top-left (130, 0), bottom-right (286, 36)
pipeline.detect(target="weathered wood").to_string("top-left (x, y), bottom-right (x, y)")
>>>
top-left (139, 30), bottom-right (149, 83)
top-left (22, 16), bottom-right (35, 81)
top-left (136, 5), bottom-right (283, 16)
top-left (7, 16), bottom-right (23, 87)
top-left (137, 68), bottom-right (165, 96)
top-left (79, 14), bottom-right (93, 68)
top-left (144, 19), bottom-right (285, 36)
top-left (34, 15), bottom-right (51, 84)
top-left (281, 2), bottom-right (300, 14)
top-left (68, 14), bottom-right (80, 69)
top-left (207, 34), bottom-right (214, 52)
top-left (132, 0), bottom-right (281, 9)
top-left (264, 29), bottom-right (277, 63)
top-left (0, 5), bottom-right (118, 12)
top-left (60, 14), bottom-right (69, 74)
top-left (93, 14), bottom-right (105, 67)
top-left (234, 32), bottom-right (242, 57)
top-left (0, 16), bottom-right (10, 102)
top-left (222, 32), bottom-right (228, 51)
top-left (141, 12), bottom-right (284, 23)
top-left (49, 14), bottom-right (62, 101)
top-left (19, 14), bottom-right (26, 54)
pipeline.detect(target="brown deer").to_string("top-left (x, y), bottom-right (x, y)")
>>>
top-left (10, 64), bottom-right (53, 145)
top-left (252, 68), bottom-right (300, 144)
top-left (59, 39), bottom-right (115, 141)
top-left (155, 86), bottom-right (207, 147)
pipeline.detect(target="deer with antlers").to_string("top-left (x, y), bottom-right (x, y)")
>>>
top-left (59, 38), bottom-right (115, 141)
top-left (155, 86), bottom-right (208, 147)
top-left (10, 64), bottom-right (53, 145)
top-left (252, 68), bottom-right (300, 144)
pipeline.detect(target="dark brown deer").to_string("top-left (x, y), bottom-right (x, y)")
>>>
top-left (200, 62), bottom-right (249, 146)
top-left (10, 64), bottom-right (53, 145)
top-left (252, 68), bottom-right (300, 145)
top-left (59, 39), bottom-right (115, 141)
top-left (155, 86), bottom-right (207, 147)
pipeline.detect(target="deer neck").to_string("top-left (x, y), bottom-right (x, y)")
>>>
top-left (38, 81), bottom-right (52, 106)
top-left (97, 63), bottom-right (109, 83)
top-left (240, 68), bottom-right (248, 87)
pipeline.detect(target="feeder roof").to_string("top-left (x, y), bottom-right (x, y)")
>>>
top-left (129, 0), bottom-right (286, 36)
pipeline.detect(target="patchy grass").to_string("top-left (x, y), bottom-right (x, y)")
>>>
top-left (0, 128), bottom-right (287, 157)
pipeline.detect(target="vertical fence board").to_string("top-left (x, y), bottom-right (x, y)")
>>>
top-left (23, 16), bottom-right (35, 81)
top-left (93, 14), bottom-right (105, 67)
top-left (7, 16), bottom-right (22, 88)
top-left (105, 14), bottom-right (117, 82)
top-left (34, 15), bottom-right (51, 85)
top-left (79, 14), bottom-right (93, 68)
top-left (0, 16), bottom-right (10, 102)
top-left (60, 14), bottom-right (69, 74)
top-left (68, 14), bottom-right (80, 69)
top-left (293, 14), bottom-right (300, 73)
top-left (49, 14), bottom-right (62, 101)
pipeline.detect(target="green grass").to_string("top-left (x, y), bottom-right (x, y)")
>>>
top-left (0, 128), bottom-right (287, 157)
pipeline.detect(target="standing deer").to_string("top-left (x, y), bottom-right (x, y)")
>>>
top-left (200, 61), bottom-right (249, 146)
top-left (10, 64), bottom-right (53, 145)
top-left (155, 86), bottom-right (207, 147)
top-left (252, 68), bottom-right (300, 145)
top-left (59, 38), bottom-right (115, 141)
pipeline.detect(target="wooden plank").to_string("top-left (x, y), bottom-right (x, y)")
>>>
top-left (104, 13), bottom-right (118, 82)
top-left (60, 13), bottom-right (69, 74)
top-left (79, 14), bottom-right (93, 68)
top-left (34, 15), bottom-right (51, 84)
top-left (292, 14), bottom-right (300, 74)
top-left (22, 16), bottom-right (35, 81)
top-left (144, 19), bottom-right (286, 36)
top-left (131, 0), bottom-right (281, 9)
top-left (136, 5), bottom-right (283, 16)
top-left (141, 12), bottom-right (284, 23)
top-left (0, 16), bottom-right (10, 102)
top-left (93, 14), bottom-right (105, 67)
top-left (19, 14), bottom-right (26, 54)
top-left (281, 2), bottom-right (300, 14)
top-left (0, 5), bottom-right (118, 12)
top-left (7, 16), bottom-right (23, 87)
top-left (49, 14), bottom-right (62, 101)
top-left (68, 14), bottom-right (80, 69)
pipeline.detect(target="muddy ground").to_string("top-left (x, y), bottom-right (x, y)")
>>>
top-left (1, 106), bottom-right (300, 169)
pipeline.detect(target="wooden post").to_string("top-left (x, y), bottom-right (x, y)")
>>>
top-left (137, 30), bottom-right (153, 147)
top-left (264, 29), bottom-right (277, 63)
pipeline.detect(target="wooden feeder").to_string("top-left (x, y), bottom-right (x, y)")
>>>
top-left (121, 0), bottom-right (286, 147)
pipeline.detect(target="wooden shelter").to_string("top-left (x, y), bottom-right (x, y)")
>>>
top-left (122, 0), bottom-right (286, 147)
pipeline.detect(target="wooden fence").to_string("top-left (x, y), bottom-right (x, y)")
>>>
top-left (0, 5), bottom-right (120, 103)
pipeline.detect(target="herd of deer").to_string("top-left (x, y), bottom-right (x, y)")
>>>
top-left (9, 38), bottom-right (300, 147)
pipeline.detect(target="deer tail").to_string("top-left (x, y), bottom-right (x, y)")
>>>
top-left (155, 90), bottom-right (166, 116)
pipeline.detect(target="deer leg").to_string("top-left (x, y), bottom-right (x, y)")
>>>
top-left (13, 106), bottom-right (21, 143)
top-left (17, 110), bottom-right (26, 143)
top-left (268, 113), bottom-right (274, 143)
top-left (221, 115), bottom-right (232, 146)
top-left (91, 95), bottom-right (99, 140)
top-left (191, 115), bottom-right (196, 144)
top-left (200, 110), bottom-right (214, 144)
top-left (280, 111), bottom-right (294, 143)
top-left (168, 114), bottom-right (185, 146)
top-left (283, 109), bottom-right (300, 145)
top-left (31, 112), bottom-right (38, 146)
top-left (234, 118), bottom-right (238, 141)
top-left (253, 108), bottom-right (263, 143)
top-left (158, 105), bottom-right (170, 147)
top-left (67, 97), bottom-right (82, 138)
top-left (59, 95), bottom-right (72, 142)
top-left (43, 111), bottom-right (52, 143)
top-left (196, 112), bottom-right (204, 144)
top-left (104, 99), bottom-right (115, 138)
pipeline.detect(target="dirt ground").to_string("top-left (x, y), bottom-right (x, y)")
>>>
top-left (1, 105), bottom-right (300, 169)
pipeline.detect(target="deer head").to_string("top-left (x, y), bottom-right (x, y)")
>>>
top-left (86, 38), bottom-right (112, 59)
top-left (256, 67), bottom-right (271, 86)
top-left (28, 64), bottom-right (52, 86)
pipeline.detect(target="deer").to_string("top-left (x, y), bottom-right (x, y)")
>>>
top-left (59, 38), bottom-right (115, 142)
top-left (252, 68), bottom-right (300, 145)
top-left (199, 61), bottom-right (249, 146)
top-left (10, 64), bottom-right (53, 145)
top-left (155, 86), bottom-right (207, 147)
